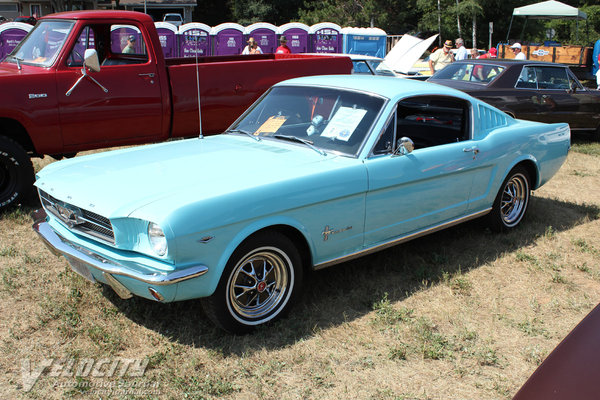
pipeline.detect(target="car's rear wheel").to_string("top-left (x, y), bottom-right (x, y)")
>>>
top-left (202, 231), bottom-right (303, 334)
top-left (0, 136), bottom-right (34, 211)
top-left (487, 166), bottom-right (530, 232)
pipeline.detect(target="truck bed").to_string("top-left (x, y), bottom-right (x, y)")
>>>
top-left (166, 53), bottom-right (352, 136)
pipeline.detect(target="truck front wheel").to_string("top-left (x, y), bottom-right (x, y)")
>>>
top-left (0, 136), bottom-right (34, 210)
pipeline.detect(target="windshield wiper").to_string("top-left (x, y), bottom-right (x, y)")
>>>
top-left (227, 128), bottom-right (261, 141)
top-left (273, 134), bottom-right (327, 156)
top-left (6, 55), bottom-right (23, 70)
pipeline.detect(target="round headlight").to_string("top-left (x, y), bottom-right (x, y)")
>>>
top-left (148, 222), bottom-right (167, 256)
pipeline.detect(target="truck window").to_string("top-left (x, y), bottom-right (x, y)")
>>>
top-left (11, 20), bottom-right (74, 67)
top-left (107, 24), bottom-right (148, 64)
top-left (67, 26), bottom-right (95, 67)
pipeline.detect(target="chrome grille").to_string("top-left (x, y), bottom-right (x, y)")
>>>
top-left (39, 190), bottom-right (115, 244)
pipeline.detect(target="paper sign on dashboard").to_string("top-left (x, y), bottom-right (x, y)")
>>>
top-left (321, 107), bottom-right (366, 142)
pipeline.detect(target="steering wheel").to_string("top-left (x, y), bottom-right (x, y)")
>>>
top-left (68, 49), bottom-right (84, 67)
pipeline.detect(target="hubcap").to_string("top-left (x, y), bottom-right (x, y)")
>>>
top-left (227, 248), bottom-right (292, 323)
top-left (500, 173), bottom-right (528, 227)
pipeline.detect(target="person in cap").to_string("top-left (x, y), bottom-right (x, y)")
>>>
top-left (275, 36), bottom-right (291, 54)
top-left (455, 38), bottom-right (468, 61)
top-left (511, 42), bottom-right (526, 60)
top-left (428, 39), bottom-right (455, 74)
top-left (122, 35), bottom-right (136, 54)
top-left (242, 37), bottom-right (263, 55)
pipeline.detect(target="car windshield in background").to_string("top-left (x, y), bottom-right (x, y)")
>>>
top-left (10, 20), bottom-right (74, 67)
top-left (229, 85), bottom-right (386, 157)
top-left (433, 62), bottom-right (505, 84)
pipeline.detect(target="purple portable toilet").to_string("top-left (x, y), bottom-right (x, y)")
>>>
top-left (110, 25), bottom-right (142, 54)
top-left (0, 22), bottom-right (33, 61)
top-left (178, 23), bottom-right (211, 58)
top-left (309, 22), bottom-right (342, 53)
top-left (154, 22), bottom-right (178, 58)
top-left (278, 23), bottom-right (309, 54)
top-left (245, 22), bottom-right (277, 53)
top-left (211, 23), bottom-right (244, 56)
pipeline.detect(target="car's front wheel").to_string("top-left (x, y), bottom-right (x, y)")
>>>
top-left (487, 166), bottom-right (530, 232)
top-left (202, 232), bottom-right (303, 334)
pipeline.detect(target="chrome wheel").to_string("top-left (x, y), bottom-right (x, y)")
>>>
top-left (202, 232), bottom-right (303, 333)
top-left (500, 172), bottom-right (529, 228)
top-left (227, 247), bottom-right (293, 323)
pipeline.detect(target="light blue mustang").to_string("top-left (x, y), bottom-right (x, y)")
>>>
top-left (33, 75), bottom-right (570, 333)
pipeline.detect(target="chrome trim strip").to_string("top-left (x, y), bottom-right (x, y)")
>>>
top-left (33, 216), bottom-right (208, 286)
top-left (313, 208), bottom-right (492, 271)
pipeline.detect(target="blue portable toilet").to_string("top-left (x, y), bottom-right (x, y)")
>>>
top-left (278, 23), bottom-right (310, 53)
top-left (593, 39), bottom-right (600, 76)
top-left (342, 27), bottom-right (387, 58)
top-left (245, 22), bottom-right (277, 53)
top-left (309, 22), bottom-right (342, 53)
top-left (0, 22), bottom-right (32, 61)
top-left (179, 23), bottom-right (211, 57)
top-left (154, 22), bottom-right (178, 58)
top-left (211, 23), bottom-right (244, 55)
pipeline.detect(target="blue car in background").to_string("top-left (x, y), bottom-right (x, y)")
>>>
top-left (33, 75), bottom-right (570, 333)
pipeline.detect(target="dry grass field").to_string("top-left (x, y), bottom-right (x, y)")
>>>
top-left (1, 134), bottom-right (599, 399)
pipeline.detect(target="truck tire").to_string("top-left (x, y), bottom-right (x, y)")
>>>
top-left (0, 136), bottom-right (34, 210)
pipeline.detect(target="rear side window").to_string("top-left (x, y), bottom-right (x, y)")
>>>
top-left (373, 96), bottom-right (470, 154)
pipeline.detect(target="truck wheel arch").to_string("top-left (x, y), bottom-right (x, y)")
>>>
top-left (0, 117), bottom-right (37, 156)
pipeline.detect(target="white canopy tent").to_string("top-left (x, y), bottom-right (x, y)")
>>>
top-left (506, 0), bottom-right (588, 43)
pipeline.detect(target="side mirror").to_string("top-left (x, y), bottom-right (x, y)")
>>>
top-left (83, 49), bottom-right (100, 72)
top-left (395, 136), bottom-right (414, 155)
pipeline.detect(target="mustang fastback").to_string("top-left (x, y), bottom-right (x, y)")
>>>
top-left (33, 75), bottom-right (571, 333)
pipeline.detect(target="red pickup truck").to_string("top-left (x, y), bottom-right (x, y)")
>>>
top-left (0, 11), bottom-right (352, 209)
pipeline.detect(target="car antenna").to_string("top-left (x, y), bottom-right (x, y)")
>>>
top-left (194, 33), bottom-right (203, 139)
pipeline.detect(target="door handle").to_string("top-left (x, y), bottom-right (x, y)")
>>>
top-left (138, 73), bottom-right (155, 78)
top-left (463, 146), bottom-right (479, 159)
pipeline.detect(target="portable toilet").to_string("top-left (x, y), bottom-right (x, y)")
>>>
top-left (342, 27), bottom-right (387, 58)
top-left (154, 22), bottom-right (178, 58)
top-left (278, 23), bottom-right (309, 53)
top-left (309, 22), bottom-right (342, 53)
top-left (245, 22), bottom-right (277, 53)
top-left (178, 23), bottom-right (211, 58)
top-left (111, 25), bottom-right (142, 53)
top-left (211, 23), bottom-right (244, 55)
top-left (0, 22), bottom-right (33, 61)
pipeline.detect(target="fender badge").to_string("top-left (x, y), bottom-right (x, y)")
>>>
top-left (322, 225), bottom-right (352, 241)
top-left (28, 93), bottom-right (48, 99)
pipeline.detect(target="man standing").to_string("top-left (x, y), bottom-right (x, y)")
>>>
top-left (511, 43), bottom-right (526, 60)
top-left (275, 36), bottom-right (291, 54)
top-left (455, 38), bottom-right (468, 60)
top-left (429, 40), bottom-right (455, 74)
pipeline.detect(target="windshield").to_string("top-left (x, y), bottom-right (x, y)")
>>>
top-left (9, 20), bottom-right (74, 67)
top-left (432, 62), bottom-right (505, 84)
top-left (371, 60), bottom-right (397, 76)
top-left (229, 86), bottom-right (385, 157)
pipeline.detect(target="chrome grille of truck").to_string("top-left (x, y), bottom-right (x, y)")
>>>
top-left (38, 190), bottom-right (115, 244)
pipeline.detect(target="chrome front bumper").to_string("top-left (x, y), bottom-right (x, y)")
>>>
top-left (32, 210), bottom-right (208, 300)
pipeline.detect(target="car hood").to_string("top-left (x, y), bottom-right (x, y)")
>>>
top-left (35, 135), bottom-right (355, 219)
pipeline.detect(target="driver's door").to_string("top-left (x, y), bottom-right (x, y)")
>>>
top-left (55, 24), bottom-right (164, 151)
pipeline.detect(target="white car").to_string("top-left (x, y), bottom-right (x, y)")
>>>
top-left (162, 13), bottom-right (183, 27)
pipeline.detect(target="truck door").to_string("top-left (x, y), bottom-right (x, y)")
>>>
top-left (55, 24), bottom-right (164, 151)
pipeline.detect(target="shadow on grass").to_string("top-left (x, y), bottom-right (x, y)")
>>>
top-left (102, 195), bottom-right (599, 354)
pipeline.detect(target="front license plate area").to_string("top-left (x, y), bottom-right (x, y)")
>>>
top-left (67, 257), bottom-right (96, 283)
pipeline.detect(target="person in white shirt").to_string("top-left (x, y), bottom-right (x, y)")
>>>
top-left (455, 38), bottom-right (468, 61)
top-left (242, 37), bottom-right (263, 55)
top-left (511, 43), bottom-right (526, 60)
